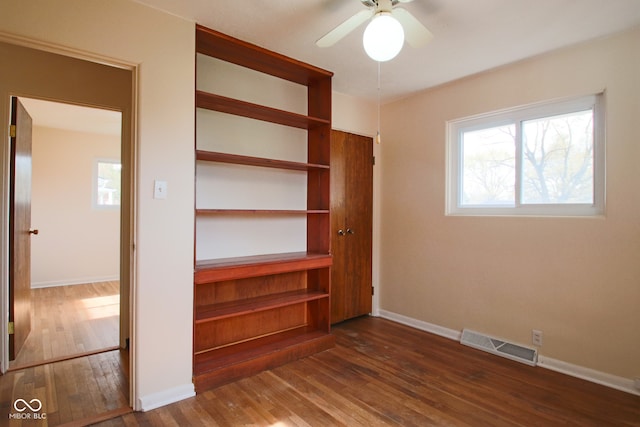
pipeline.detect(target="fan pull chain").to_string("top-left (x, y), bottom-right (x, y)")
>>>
top-left (376, 61), bottom-right (381, 144)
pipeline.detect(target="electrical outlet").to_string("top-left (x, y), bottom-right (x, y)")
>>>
top-left (532, 329), bottom-right (543, 346)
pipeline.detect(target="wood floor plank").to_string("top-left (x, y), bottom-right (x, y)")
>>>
top-left (1, 350), bottom-right (129, 426)
top-left (266, 363), bottom-right (373, 426)
top-left (2, 281), bottom-right (127, 424)
top-left (326, 327), bottom-right (535, 425)
top-left (303, 350), bottom-right (492, 426)
top-left (337, 320), bottom-right (558, 423)
top-left (10, 281), bottom-right (120, 368)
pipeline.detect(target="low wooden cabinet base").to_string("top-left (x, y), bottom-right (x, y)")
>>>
top-left (193, 252), bottom-right (335, 391)
top-left (194, 327), bottom-right (334, 392)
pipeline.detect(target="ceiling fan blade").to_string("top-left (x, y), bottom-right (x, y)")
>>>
top-left (393, 7), bottom-right (434, 48)
top-left (316, 9), bottom-right (374, 47)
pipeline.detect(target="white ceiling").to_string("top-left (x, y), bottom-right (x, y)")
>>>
top-left (134, 0), bottom-right (640, 103)
top-left (19, 97), bottom-right (121, 136)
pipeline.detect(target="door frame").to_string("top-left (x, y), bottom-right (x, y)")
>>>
top-left (0, 35), bottom-right (138, 407)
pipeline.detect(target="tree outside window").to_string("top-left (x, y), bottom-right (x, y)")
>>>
top-left (96, 160), bottom-right (121, 207)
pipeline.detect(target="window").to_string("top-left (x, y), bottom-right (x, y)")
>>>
top-left (94, 159), bottom-right (121, 208)
top-left (446, 94), bottom-right (604, 216)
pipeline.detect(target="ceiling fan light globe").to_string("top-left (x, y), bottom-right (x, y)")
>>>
top-left (363, 13), bottom-right (405, 62)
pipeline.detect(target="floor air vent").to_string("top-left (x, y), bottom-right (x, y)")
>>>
top-left (460, 329), bottom-right (537, 366)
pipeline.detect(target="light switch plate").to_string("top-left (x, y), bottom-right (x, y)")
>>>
top-left (154, 180), bottom-right (167, 199)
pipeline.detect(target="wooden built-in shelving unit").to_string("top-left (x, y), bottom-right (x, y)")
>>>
top-left (193, 25), bottom-right (334, 392)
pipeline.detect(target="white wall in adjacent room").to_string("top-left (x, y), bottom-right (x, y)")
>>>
top-left (30, 126), bottom-right (120, 288)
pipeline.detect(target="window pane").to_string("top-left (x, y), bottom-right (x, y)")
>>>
top-left (461, 125), bottom-right (516, 206)
top-left (521, 110), bottom-right (593, 204)
top-left (97, 161), bottom-right (121, 206)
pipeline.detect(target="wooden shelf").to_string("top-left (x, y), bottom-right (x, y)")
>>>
top-left (194, 327), bottom-right (332, 372)
top-left (193, 327), bottom-right (335, 391)
top-left (197, 91), bottom-right (329, 130)
top-left (196, 24), bottom-right (333, 87)
top-left (196, 209), bottom-right (329, 215)
top-left (196, 150), bottom-right (329, 171)
top-left (195, 252), bottom-right (332, 284)
top-left (196, 289), bottom-right (329, 323)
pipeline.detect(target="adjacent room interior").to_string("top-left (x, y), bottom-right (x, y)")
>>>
top-left (9, 98), bottom-right (122, 370)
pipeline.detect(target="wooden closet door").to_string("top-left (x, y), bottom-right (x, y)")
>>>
top-left (330, 130), bottom-right (373, 323)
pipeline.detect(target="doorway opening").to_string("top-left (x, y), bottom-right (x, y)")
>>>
top-left (9, 97), bottom-right (123, 370)
top-left (1, 40), bottom-right (135, 422)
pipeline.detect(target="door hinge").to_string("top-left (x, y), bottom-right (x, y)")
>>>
top-left (9, 125), bottom-right (16, 138)
top-left (8, 322), bottom-right (14, 335)
top-left (372, 156), bottom-right (376, 165)
top-left (371, 286), bottom-right (374, 296)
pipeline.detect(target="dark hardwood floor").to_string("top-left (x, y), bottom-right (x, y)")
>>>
top-left (95, 316), bottom-right (640, 426)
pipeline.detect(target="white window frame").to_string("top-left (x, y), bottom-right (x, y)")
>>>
top-left (446, 94), bottom-right (605, 217)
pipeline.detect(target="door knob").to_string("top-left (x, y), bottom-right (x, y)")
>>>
top-left (337, 229), bottom-right (345, 236)
top-left (29, 229), bottom-right (39, 235)
top-left (347, 228), bottom-right (355, 235)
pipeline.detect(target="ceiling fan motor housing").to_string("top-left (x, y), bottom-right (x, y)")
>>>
top-left (362, 0), bottom-right (408, 7)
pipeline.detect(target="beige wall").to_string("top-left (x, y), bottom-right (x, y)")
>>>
top-left (380, 27), bottom-right (640, 383)
top-left (31, 126), bottom-right (120, 287)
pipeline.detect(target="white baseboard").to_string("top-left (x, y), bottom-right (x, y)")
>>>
top-left (137, 383), bottom-right (195, 412)
top-left (537, 356), bottom-right (640, 396)
top-left (377, 309), bottom-right (639, 396)
top-left (31, 275), bottom-right (119, 289)
top-left (378, 309), bottom-right (461, 341)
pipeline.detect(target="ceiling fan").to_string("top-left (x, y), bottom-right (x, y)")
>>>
top-left (316, 0), bottom-right (434, 61)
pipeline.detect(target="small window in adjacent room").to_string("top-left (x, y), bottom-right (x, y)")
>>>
top-left (94, 159), bottom-right (121, 208)
top-left (446, 94), bottom-right (605, 216)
